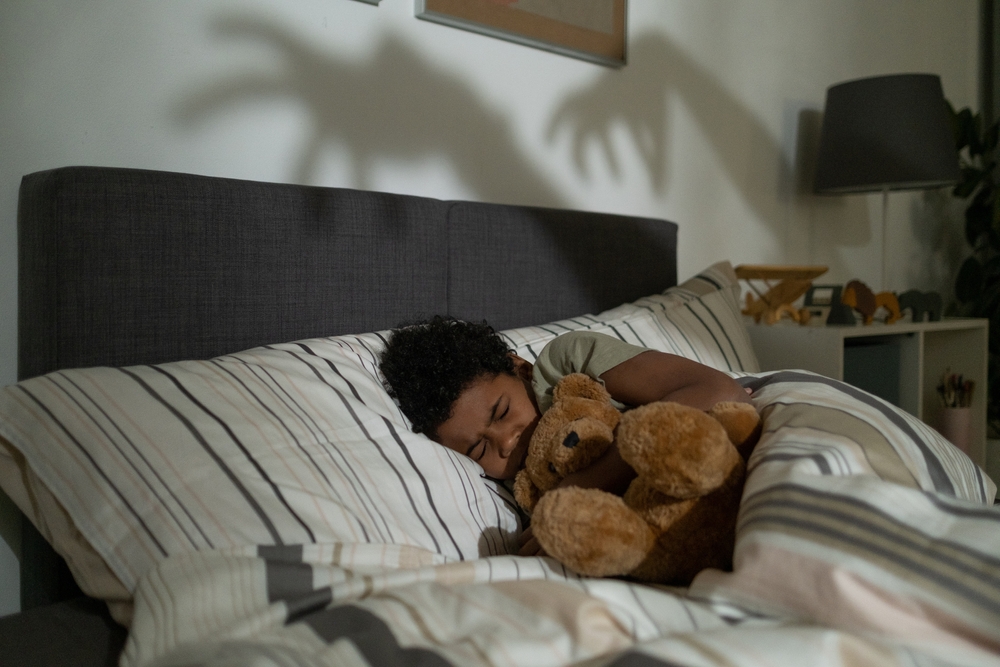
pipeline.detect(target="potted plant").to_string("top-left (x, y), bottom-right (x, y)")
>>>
top-left (950, 102), bottom-right (1000, 433)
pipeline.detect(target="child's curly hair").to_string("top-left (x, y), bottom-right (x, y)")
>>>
top-left (379, 316), bottom-right (514, 439)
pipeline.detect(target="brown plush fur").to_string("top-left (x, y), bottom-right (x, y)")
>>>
top-left (513, 373), bottom-right (621, 512)
top-left (514, 373), bottom-right (761, 585)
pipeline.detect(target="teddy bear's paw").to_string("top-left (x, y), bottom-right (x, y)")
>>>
top-left (707, 401), bottom-right (762, 460)
top-left (532, 487), bottom-right (656, 577)
top-left (513, 469), bottom-right (542, 513)
top-left (617, 402), bottom-right (743, 499)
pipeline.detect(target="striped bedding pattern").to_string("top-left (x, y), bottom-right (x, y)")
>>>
top-left (117, 546), bottom-right (905, 667)
top-left (118, 368), bottom-right (1000, 667)
top-left (692, 370), bottom-right (1000, 659)
top-left (0, 332), bottom-right (522, 594)
top-left (120, 531), bottom-right (998, 666)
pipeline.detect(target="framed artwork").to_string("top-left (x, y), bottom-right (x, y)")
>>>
top-left (416, 0), bottom-right (627, 68)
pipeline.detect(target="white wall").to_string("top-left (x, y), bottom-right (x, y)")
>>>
top-left (0, 0), bottom-right (980, 615)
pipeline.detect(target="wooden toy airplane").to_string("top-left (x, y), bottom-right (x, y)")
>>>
top-left (734, 265), bottom-right (828, 325)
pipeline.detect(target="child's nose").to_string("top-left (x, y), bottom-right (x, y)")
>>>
top-left (498, 428), bottom-right (521, 459)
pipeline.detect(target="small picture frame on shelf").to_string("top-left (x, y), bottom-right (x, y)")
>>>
top-left (804, 284), bottom-right (856, 325)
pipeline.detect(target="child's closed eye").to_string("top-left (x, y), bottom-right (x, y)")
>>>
top-left (472, 440), bottom-right (487, 460)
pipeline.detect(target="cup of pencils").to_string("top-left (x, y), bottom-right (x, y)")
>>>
top-left (936, 369), bottom-right (974, 455)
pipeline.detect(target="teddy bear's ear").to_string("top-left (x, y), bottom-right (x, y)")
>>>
top-left (553, 373), bottom-right (612, 403)
top-left (513, 469), bottom-right (542, 514)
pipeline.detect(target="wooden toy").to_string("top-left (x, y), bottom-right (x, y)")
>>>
top-left (841, 280), bottom-right (901, 324)
top-left (734, 265), bottom-right (828, 325)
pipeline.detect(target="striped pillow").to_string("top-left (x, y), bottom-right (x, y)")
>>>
top-left (0, 333), bottom-right (522, 598)
top-left (502, 261), bottom-right (759, 373)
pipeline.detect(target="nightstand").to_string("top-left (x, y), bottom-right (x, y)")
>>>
top-left (746, 318), bottom-right (989, 468)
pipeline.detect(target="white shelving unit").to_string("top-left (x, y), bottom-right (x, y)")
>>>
top-left (746, 318), bottom-right (989, 468)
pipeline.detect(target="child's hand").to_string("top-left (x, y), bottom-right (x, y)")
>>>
top-left (518, 525), bottom-right (547, 557)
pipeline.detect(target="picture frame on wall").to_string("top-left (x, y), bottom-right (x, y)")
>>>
top-left (415, 0), bottom-right (627, 68)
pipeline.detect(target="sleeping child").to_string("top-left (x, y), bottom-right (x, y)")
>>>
top-left (378, 315), bottom-right (752, 555)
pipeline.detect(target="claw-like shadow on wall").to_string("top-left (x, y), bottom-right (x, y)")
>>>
top-left (543, 33), bottom-right (872, 280)
top-left (176, 16), bottom-right (874, 288)
top-left (175, 15), bottom-right (564, 208)
top-left (548, 33), bottom-right (785, 215)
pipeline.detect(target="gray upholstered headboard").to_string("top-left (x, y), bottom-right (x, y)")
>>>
top-left (18, 166), bottom-right (678, 381)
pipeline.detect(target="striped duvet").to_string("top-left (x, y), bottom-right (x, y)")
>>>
top-left (117, 369), bottom-right (1000, 667)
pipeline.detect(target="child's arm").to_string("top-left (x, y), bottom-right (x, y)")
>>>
top-left (600, 350), bottom-right (752, 411)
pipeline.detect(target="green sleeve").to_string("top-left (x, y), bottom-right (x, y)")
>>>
top-left (531, 331), bottom-right (647, 414)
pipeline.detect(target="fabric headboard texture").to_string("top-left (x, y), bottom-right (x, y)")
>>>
top-left (18, 167), bottom-right (678, 380)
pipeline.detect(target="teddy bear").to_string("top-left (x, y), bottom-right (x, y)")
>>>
top-left (513, 373), bottom-right (761, 585)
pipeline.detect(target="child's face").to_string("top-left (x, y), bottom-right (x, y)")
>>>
top-left (434, 356), bottom-right (540, 480)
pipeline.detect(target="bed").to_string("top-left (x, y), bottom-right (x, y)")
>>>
top-left (1, 166), bottom-right (998, 667)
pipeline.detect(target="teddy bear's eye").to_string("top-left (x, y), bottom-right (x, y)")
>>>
top-left (548, 462), bottom-right (556, 474)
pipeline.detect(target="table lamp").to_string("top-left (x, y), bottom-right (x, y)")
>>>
top-left (814, 73), bottom-right (960, 291)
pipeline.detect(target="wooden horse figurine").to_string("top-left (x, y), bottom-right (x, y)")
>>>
top-left (841, 280), bottom-right (901, 324)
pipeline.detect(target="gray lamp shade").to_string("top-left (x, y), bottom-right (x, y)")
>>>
top-left (814, 73), bottom-right (959, 194)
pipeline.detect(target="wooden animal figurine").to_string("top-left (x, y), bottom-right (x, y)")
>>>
top-left (841, 280), bottom-right (901, 324)
top-left (897, 290), bottom-right (942, 322)
top-left (735, 265), bottom-right (828, 325)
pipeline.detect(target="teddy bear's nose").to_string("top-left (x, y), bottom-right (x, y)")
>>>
top-left (562, 432), bottom-right (580, 448)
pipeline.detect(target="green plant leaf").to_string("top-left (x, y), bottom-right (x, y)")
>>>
top-left (956, 255), bottom-right (985, 303)
top-left (966, 200), bottom-right (993, 245)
